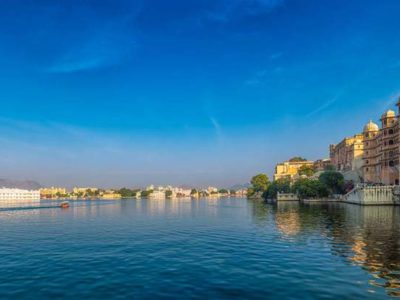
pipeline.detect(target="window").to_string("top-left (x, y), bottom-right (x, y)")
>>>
top-left (389, 161), bottom-right (395, 167)
top-left (389, 140), bottom-right (394, 145)
top-left (389, 129), bottom-right (394, 134)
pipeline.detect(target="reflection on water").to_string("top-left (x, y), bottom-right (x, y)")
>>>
top-left (250, 200), bottom-right (400, 297)
top-left (0, 198), bottom-right (399, 299)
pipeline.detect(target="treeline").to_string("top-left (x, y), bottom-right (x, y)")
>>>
top-left (248, 171), bottom-right (353, 200)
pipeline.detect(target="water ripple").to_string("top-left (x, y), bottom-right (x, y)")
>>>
top-left (0, 199), bottom-right (399, 299)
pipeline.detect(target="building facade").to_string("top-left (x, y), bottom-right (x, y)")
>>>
top-left (313, 159), bottom-right (332, 171)
top-left (363, 105), bottom-right (400, 185)
top-left (40, 187), bottom-right (67, 199)
top-left (329, 134), bottom-right (364, 173)
top-left (274, 160), bottom-right (315, 181)
top-left (0, 188), bottom-right (40, 201)
top-left (72, 187), bottom-right (98, 195)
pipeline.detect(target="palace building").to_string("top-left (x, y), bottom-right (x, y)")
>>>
top-left (328, 99), bottom-right (400, 185)
top-left (329, 134), bottom-right (364, 177)
top-left (274, 159), bottom-right (315, 181)
top-left (40, 187), bottom-right (67, 199)
top-left (363, 102), bottom-right (400, 185)
top-left (329, 99), bottom-right (400, 185)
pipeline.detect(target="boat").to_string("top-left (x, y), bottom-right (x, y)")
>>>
top-left (60, 201), bottom-right (70, 209)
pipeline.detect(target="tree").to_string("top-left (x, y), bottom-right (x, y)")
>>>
top-left (165, 190), bottom-right (173, 198)
top-left (292, 178), bottom-right (329, 199)
top-left (247, 187), bottom-right (255, 197)
top-left (324, 164), bottom-right (336, 171)
top-left (190, 189), bottom-right (198, 195)
top-left (298, 165), bottom-right (315, 177)
top-left (264, 178), bottom-right (291, 199)
top-left (250, 174), bottom-right (270, 192)
top-left (141, 190), bottom-right (153, 198)
top-left (118, 188), bottom-right (136, 198)
top-left (219, 189), bottom-right (229, 194)
top-left (319, 171), bottom-right (345, 195)
top-left (289, 157), bottom-right (307, 162)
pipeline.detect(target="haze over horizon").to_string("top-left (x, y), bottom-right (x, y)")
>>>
top-left (1, 0), bottom-right (400, 188)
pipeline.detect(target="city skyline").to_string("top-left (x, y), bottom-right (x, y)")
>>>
top-left (1, 0), bottom-right (400, 187)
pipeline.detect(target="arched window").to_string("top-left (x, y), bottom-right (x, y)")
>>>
top-left (389, 129), bottom-right (394, 134)
top-left (389, 161), bottom-right (395, 167)
top-left (389, 140), bottom-right (394, 145)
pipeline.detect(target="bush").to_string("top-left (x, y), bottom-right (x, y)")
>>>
top-left (250, 174), bottom-right (270, 192)
top-left (292, 178), bottom-right (329, 199)
top-left (263, 178), bottom-right (291, 199)
top-left (319, 171), bottom-right (345, 195)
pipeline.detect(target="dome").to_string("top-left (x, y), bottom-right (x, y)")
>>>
top-left (381, 109), bottom-right (396, 119)
top-left (363, 120), bottom-right (379, 132)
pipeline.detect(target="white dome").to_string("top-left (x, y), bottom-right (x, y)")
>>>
top-left (363, 120), bottom-right (379, 132)
top-left (381, 109), bottom-right (396, 119)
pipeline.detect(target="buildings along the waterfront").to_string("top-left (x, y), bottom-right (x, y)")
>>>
top-left (274, 159), bottom-right (330, 181)
top-left (0, 188), bottom-right (40, 201)
top-left (329, 99), bottom-right (400, 185)
top-left (274, 160), bottom-right (315, 181)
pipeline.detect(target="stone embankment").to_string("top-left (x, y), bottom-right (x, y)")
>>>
top-left (342, 185), bottom-right (400, 206)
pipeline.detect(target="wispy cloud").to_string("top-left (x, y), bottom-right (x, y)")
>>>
top-left (206, 0), bottom-right (285, 22)
top-left (244, 66), bottom-right (283, 86)
top-left (210, 117), bottom-right (224, 145)
top-left (46, 19), bottom-right (136, 73)
top-left (306, 91), bottom-right (344, 118)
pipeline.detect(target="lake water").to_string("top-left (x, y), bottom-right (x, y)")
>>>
top-left (0, 198), bottom-right (399, 299)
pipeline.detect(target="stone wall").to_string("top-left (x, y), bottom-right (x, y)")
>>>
top-left (342, 186), bottom-right (399, 205)
top-left (277, 193), bottom-right (299, 201)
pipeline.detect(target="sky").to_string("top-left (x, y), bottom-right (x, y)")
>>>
top-left (0, 0), bottom-right (400, 188)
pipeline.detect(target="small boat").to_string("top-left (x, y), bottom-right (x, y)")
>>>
top-left (60, 201), bottom-right (70, 209)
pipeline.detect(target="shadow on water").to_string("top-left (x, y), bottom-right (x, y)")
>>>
top-left (249, 200), bottom-right (400, 297)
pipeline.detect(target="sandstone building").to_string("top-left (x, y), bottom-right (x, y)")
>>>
top-left (329, 134), bottom-right (364, 182)
top-left (330, 99), bottom-right (400, 185)
top-left (274, 159), bottom-right (315, 181)
top-left (363, 104), bottom-right (400, 185)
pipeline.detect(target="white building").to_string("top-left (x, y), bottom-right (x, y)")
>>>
top-left (173, 188), bottom-right (192, 198)
top-left (146, 185), bottom-right (155, 191)
top-left (149, 190), bottom-right (166, 199)
top-left (0, 188), bottom-right (40, 201)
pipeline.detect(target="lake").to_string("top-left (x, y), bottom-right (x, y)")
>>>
top-left (0, 198), bottom-right (399, 299)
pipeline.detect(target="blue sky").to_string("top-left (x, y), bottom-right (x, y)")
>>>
top-left (0, 0), bottom-right (400, 188)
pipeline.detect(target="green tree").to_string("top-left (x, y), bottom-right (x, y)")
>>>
top-left (219, 189), bottom-right (229, 194)
top-left (289, 157), bottom-right (308, 162)
top-left (247, 187), bottom-right (255, 197)
top-left (165, 190), bottom-right (173, 198)
top-left (292, 178), bottom-right (329, 199)
top-left (319, 171), bottom-right (345, 195)
top-left (190, 189), bottom-right (198, 195)
top-left (250, 174), bottom-right (270, 192)
top-left (264, 178), bottom-right (291, 199)
top-left (324, 164), bottom-right (336, 171)
top-left (141, 190), bottom-right (153, 198)
top-left (298, 165), bottom-right (315, 177)
top-left (118, 188), bottom-right (136, 198)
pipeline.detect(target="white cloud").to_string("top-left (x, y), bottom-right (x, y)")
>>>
top-left (46, 20), bottom-right (136, 73)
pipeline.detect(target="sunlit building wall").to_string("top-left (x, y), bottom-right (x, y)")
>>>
top-left (0, 188), bottom-right (40, 201)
